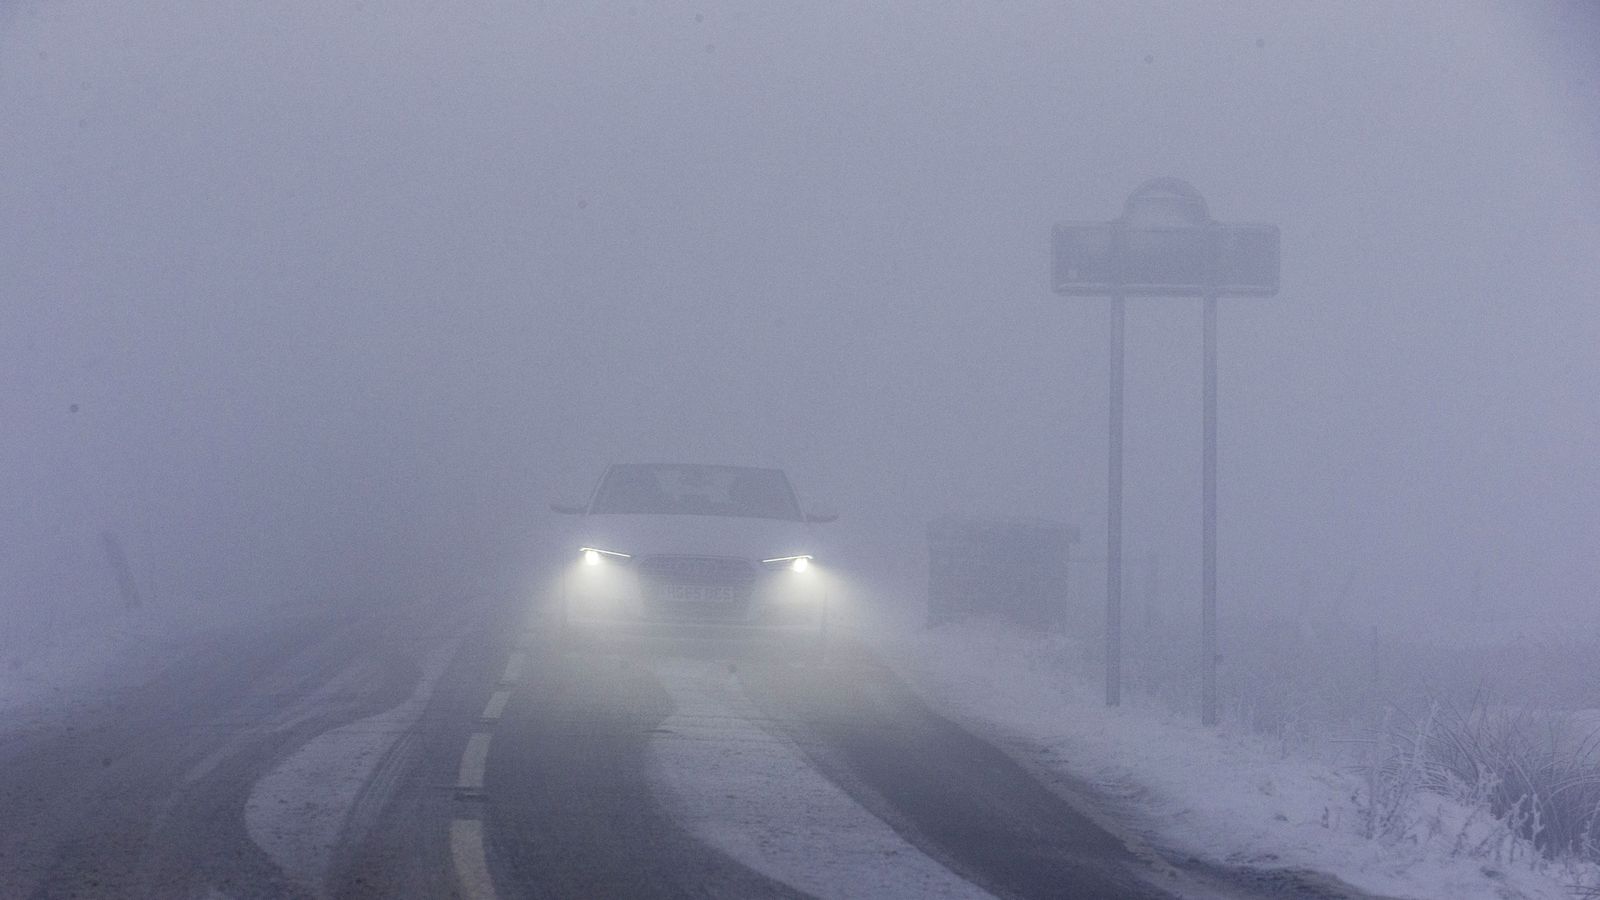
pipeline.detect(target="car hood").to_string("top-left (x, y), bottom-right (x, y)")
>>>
top-left (576, 514), bottom-right (814, 562)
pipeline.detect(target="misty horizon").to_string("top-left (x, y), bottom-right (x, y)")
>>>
top-left (5, 1), bottom-right (1597, 636)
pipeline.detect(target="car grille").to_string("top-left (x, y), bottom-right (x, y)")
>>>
top-left (636, 555), bottom-right (756, 618)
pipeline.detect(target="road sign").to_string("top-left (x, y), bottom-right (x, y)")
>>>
top-left (1052, 222), bottom-right (1279, 297)
top-left (1050, 178), bottom-right (1281, 724)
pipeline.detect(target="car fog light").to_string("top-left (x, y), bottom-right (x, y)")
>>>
top-left (580, 547), bottom-right (631, 565)
top-left (762, 554), bottom-right (814, 573)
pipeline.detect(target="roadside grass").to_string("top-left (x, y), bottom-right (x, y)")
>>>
top-left (1363, 696), bottom-right (1600, 891)
top-left (1054, 601), bottom-right (1600, 891)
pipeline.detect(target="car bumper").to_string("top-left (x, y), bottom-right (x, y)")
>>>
top-left (562, 561), bottom-right (826, 633)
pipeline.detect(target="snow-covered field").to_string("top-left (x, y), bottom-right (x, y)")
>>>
top-left (869, 616), bottom-right (1597, 900)
top-left (0, 604), bottom-right (219, 735)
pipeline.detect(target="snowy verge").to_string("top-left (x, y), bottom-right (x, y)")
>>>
top-left (868, 620), bottom-right (1583, 900)
top-left (0, 603), bottom-right (243, 736)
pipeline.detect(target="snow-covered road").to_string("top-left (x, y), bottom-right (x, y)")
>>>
top-left (0, 595), bottom-right (487, 899)
top-left (0, 590), bottom-right (1409, 899)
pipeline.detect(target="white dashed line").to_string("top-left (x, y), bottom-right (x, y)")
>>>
top-left (480, 689), bottom-right (511, 722)
top-left (452, 648), bottom-right (522, 899)
top-left (450, 818), bottom-right (497, 900)
top-left (458, 731), bottom-right (493, 792)
top-left (498, 652), bottom-right (525, 685)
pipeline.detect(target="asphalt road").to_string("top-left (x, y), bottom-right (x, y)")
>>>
top-left (0, 592), bottom-right (1379, 899)
top-left (0, 594), bottom-right (485, 900)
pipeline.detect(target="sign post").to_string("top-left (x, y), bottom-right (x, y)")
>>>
top-left (1052, 178), bottom-right (1279, 723)
top-left (1106, 290), bottom-right (1124, 707)
top-left (1202, 292), bottom-right (1218, 724)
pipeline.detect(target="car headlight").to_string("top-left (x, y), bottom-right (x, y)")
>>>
top-left (762, 554), bottom-right (813, 574)
top-left (580, 547), bottom-right (631, 566)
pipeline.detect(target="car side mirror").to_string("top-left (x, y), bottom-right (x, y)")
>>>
top-left (805, 508), bottom-right (838, 524)
top-left (550, 500), bottom-right (585, 515)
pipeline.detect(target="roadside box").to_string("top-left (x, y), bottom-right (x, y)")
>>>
top-left (927, 518), bottom-right (1078, 630)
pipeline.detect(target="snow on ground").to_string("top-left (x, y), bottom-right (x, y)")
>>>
top-left (867, 618), bottom-right (1585, 900)
top-left (648, 656), bottom-right (993, 899)
top-left (244, 636), bottom-right (460, 896)
top-left (0, 604), bottom-right (223, 736)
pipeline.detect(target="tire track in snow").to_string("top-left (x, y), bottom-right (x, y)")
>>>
top-left (646, 656), bottom-right (996, 900)
top-left (243, 635), bottom-right (461, 897)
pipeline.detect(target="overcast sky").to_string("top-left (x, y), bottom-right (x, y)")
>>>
top-left (3, 1), bottom-right (1596, 635)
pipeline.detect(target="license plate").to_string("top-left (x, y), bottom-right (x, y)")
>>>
top-left (660, 583), bottom-right (738, 603)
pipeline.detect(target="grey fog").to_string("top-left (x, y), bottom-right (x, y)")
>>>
top-left (2, 2), bottom-right (1597, 898)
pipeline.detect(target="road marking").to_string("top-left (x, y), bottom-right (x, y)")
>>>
top-left (451, 649), bottom-right (520, 896)
top-left (498, 652), bottom-right (525, 685)
top-left (457, 732), bottom-right (493, 793)
top-left (480, 689), bottom-right (511, 722)
top-left (450, 818), bottom-right (497, 900)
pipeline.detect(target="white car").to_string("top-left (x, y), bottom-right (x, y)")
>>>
top-left (551, 463), bottom-right (835, 642)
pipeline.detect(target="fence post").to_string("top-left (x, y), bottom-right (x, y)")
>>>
top-left (101, 531), bottom-right (142, 611)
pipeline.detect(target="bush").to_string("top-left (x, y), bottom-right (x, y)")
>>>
top-left (1365, 695), bottom-right (1600, 870)
top-left (1423, 695), bottom-right (1600, 862)
top-left (1103, 600), bottom-right (1600, 885)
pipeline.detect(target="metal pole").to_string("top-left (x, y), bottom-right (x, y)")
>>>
top-left (1144, 551), bottom-right (1159, 630)
top-left (1201, 294), bottom-right (1218, 725)
top-left (1107, 293), bottom-right (1124, 708)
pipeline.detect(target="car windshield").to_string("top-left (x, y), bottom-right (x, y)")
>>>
top-left (590, 464), bottom-right (801, 520)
